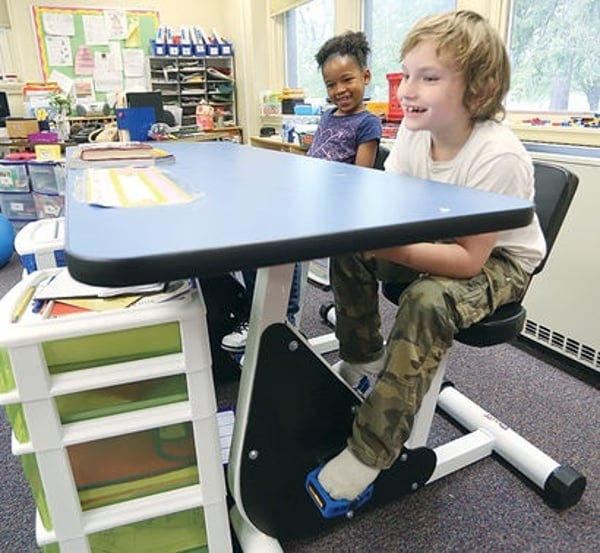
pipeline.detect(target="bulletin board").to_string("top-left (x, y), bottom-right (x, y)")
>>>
top-left (31, 6), bottom-right (159, 105)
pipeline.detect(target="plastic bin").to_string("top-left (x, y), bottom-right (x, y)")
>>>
top-left (219, 42), bottom-right (233, 55)
top-left (0, 191), bottom-right (37, 220)
top-left (41, 508), bottom-right (209, 553)
top-left (33, 192), bottom-right (64, 219)
top-left (19, 419), bottom-right (199, 530)
top-left (28, 161), bottom-right (66, 195)
top-left (14, 218), bottom-right (65, 273)
top-left (386, 72), bottom-right (405, 122)
top-left (150, 39), bottom-right (167, 56)
top-left (206, 43), bottom-right (220, 56)
top-left (0, 309), bottom-right (186, 446)
top-left (193, 42), bottom-right (206, 56)
top-left (0, 160), bottom-right (30, 192)
top-left (0, 269), bottom-right (231, 551)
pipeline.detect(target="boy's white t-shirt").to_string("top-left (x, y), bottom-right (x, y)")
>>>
top-left (384, 119), bottom-right (546, 274)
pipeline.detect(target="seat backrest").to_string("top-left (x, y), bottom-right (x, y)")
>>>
top-left (532, 161), bottom-right (579, 275)
top-left (382, 160), bottom-right (578, 309)
top-left (373, 145), bottom-right (390, 170)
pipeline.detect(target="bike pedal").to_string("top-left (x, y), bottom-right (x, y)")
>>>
top-left (305, 466), bottom-right (373, 519)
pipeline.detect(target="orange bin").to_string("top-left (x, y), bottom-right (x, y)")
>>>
top-left (386, 72), bottom-right (404, 122)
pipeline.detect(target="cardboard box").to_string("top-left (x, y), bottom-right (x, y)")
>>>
top-left (5, 117), bottom-right (39, 139)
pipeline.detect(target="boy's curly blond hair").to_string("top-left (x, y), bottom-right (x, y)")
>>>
top-left (401, 10), bottom-right (510, 121)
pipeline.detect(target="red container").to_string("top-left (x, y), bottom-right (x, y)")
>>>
top-left (386, 72), bottom-right (404, 122)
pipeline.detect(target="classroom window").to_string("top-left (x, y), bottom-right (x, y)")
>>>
top-left (285, 0), bottom-right (455, 101)
top-left (284, 0), bottom-right (334, 98)
top-left (506, 0), bottom-right (599, 113)
top-left (363, 0), bottom-right (455, 101)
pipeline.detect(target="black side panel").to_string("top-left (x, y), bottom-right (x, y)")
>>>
top-left (238, 323), bottom-right (436, 541)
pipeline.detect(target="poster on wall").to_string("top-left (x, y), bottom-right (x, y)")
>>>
top-left (31, 6), bottom-right (159, 113)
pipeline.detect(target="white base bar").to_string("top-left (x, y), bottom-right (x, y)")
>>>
top-left (230, 505), bottom-right (283, 553)
top-left (308, 332), bottom-right (338, 355)
top-left (428, 429), bottom-right (494, 483)
top-left (437, 385), bottom-right (560, 488)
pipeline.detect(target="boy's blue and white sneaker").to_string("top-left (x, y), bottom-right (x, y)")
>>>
top-left (332, 355), bottom-right (385, 397)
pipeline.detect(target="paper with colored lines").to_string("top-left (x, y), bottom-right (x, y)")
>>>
top-left (85, 166), bottom-right (196, 207)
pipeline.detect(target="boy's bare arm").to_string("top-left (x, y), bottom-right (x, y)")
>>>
top-left (368, 232), bottom-right (498, 278)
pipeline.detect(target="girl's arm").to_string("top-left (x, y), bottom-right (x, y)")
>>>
top-left (355, 139), bottom-right (379, 168)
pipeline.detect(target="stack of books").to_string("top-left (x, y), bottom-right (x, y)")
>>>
top-left (69, 142), bottom-right (175, 168)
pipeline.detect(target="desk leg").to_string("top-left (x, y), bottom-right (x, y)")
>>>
top-left (228, 264), bottom-right (294, 551)
top-left (230, 504), bottom-right (284, 553)
top-left (227, 266), bottom-right (436, 547)
top-left (227, 264), bottom-right (362, 544)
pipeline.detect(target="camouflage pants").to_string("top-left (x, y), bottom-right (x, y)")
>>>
top-left (331, 249), bottom-right (530, 469)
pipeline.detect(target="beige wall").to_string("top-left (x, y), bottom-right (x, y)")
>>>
top-left (1, 0), bottom-right (278, 139)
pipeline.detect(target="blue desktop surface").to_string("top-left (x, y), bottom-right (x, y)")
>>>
top-left (65, 141), bottom-right (534, 286)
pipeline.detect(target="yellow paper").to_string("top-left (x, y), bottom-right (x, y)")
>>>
top-left (60, 296), bottom-right (141, 311)
top-left (126, 17), bottom-right (141, 47)
top-left (85, 167), bottom-right (195, 208)
top-left (35, 144), bottom-right (62, 161)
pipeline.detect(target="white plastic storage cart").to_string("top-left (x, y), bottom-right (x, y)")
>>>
top-left (0, 269), bottom-right (233, 552)
top-left (14, 217), bottom-right (66, 274)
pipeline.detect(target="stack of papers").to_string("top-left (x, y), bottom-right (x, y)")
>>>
top-left (33, 271), bottom-right (166, 301)
top-left (83, 166), bottom-right (195, 208)
top-left (27, 271), bottom-right (194, 318)
top-left (9, 271), bottom-right (196, 323)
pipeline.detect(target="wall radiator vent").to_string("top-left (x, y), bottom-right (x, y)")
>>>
top-left (523, 319), bottom-right (599, 371)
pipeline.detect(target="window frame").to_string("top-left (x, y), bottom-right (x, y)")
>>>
top-left (501, 0), bottom-right (598, 146)
top-left (279, 0), bottom-right (597, 146)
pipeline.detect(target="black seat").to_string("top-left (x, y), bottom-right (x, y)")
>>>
top-left (382, 161), bottom-right (579, 347)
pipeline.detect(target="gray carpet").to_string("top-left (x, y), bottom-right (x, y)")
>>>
top-left (0, 251), bottom-right (598, 552)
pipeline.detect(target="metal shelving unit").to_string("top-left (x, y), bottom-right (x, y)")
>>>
top-left (150, 56), bottom-right (236, 128)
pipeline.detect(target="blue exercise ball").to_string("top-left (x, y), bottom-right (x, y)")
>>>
top-left (0, 214), bottom-right (15, 268)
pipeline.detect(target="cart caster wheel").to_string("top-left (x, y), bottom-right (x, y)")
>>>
top-left (319, 302), bottom-right (335, 327)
